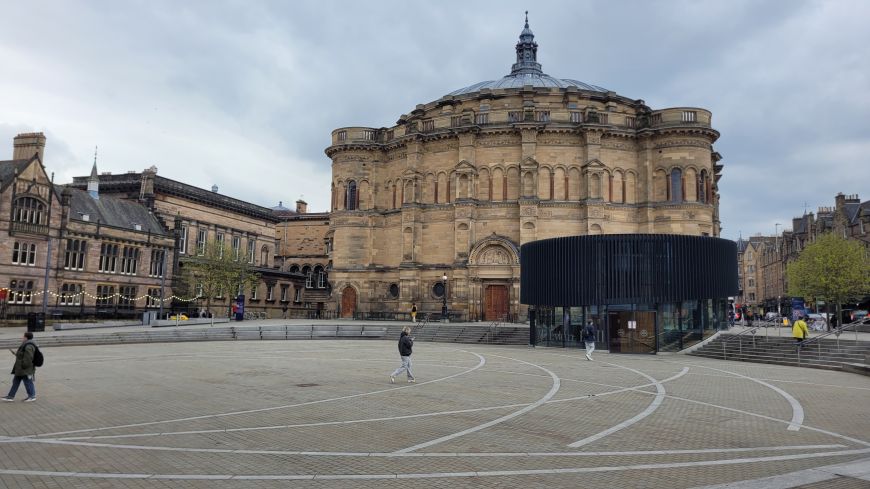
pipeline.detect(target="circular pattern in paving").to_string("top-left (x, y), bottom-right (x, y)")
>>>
top-left (0, 340), bottom-right (868, 488)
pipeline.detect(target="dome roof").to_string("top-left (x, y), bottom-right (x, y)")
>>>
top-left (448, 75), bottom-right (607, 96)
top-left (446, 14), bottom-right (608, 97)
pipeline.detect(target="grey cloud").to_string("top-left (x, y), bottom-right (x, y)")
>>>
top-left (2, 0), bottom-right (868, 233)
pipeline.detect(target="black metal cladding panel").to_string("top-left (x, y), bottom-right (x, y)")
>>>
top-left (520, 234), bottom-right (738, 306)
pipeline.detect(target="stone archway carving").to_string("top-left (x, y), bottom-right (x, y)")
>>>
top-left (468, 234), bottom-right (519, 266)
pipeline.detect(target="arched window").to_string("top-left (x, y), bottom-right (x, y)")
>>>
top-left (698, 170), bottom-right (707, 204)
top-left (345, 181), bottom-right (358, 210)
top-left (670, 169), bottom-right (683, 203)
top-left (314, 265), bottom-right (326, 288)
top-left (289, 264), bottom-right (300, 274)
top-left (302, 266), bottom-right (312, 288)
top-left (13, 197), bottom-right (47, 225)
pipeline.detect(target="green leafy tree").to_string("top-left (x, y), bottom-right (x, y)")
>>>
top-left (787, 233), bottom-right (870, 329)
top-left (184, 241), bottom-right (260, 316)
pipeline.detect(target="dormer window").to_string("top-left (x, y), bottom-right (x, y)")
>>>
top-left (422, 119), bottom-right (435, 132)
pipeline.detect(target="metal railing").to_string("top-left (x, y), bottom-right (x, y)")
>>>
top-left (797, 319), bottom-right (865, 366)
top-left (720, 325), bottom-right (764, 360)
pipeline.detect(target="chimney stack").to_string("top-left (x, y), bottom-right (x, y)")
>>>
top-left (296, 199), bottom-right (308, 214)
top-left (13, 132), bottom-right (47, 161)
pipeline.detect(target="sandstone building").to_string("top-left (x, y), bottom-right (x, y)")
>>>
top-left (0, 132), bottom-right (314, 320)
top-left (1, 133), bottom-right (175, 319)
top-left (69, 168), bottom-right (308, 317)
top-left (325, 18), bottom-right (724, 320)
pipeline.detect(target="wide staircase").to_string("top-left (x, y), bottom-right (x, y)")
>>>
top-left (0, 322), bottom-right (529, 350)
top-left (687, 323), bottom-right (870, 374)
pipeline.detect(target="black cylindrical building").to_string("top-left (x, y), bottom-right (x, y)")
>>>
top-left (520, 234), bottom-right (738, 353)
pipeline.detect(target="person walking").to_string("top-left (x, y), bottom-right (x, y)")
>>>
top-left (282, 303), bottom-right (289, 320)
top-left (793, 315), bottom-right (809, 350)
top-left (582, 320), bottom-right (596, 361)
top-left (390, 326), bottom-right (415, 383)
top-left (3, 332), bottom-right (38, 402)
top-left (410, 302), bottom-right (417, 323)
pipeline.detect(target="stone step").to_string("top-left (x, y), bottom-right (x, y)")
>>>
top-left (688, 352), bottom-right (843, 370)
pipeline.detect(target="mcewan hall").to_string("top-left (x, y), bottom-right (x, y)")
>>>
top-left (1, 18), bottom-right (736, 353)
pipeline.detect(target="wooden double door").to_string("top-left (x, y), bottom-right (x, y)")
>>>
top-left (484, 284), bottom-right (509, 321)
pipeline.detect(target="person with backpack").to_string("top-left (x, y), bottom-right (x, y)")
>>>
top-left (389, 326), bottom-right (415, 383)
top-left (3, 331), bottom-right (41, 402)
top-left (582, 320), bottom-right (596, 361)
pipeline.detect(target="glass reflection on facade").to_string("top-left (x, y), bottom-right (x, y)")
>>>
top-left (532, 299), bottom-right (729, 353)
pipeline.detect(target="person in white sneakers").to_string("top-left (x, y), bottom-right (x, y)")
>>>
top-left (390, 326), bottom-right (415, 383)
top-left (582, 320), bottom-right (596, 361)
top-left (3, 332), bottom-right (38, 402)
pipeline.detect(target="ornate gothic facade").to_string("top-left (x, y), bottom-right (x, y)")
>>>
top-left (325, 18), bottom-right (724, 320)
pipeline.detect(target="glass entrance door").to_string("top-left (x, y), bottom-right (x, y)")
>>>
top-left (607, 310), bottom-right (656, 353)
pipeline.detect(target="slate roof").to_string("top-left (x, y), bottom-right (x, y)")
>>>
top-left (0, 158), bottom-right (36, 192)
top-left (843, 203), bottom-right (861, 224)
top-left (64, 186), bottom-right (168, 235)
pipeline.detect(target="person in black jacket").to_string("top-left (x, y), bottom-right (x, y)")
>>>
top-left (3, 332), bottom-right (37, 402)
top-left (390, 326), bottom-right (415, 383)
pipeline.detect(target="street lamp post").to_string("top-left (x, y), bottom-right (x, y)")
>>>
top-left (441, 273), bottom-right (448, 322)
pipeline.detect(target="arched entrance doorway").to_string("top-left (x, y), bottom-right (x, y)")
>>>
top-left (468, 234), bottom-right (520, 322)
top-left (484, 284), bottom-right (509, 321)
top-left (340, 287), bottom-right (357, 318)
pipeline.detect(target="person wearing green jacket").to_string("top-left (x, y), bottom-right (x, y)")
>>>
top-left (3, 332), bottom-right (37, 402)
top-left (792, 316), bottom-right (809, 350)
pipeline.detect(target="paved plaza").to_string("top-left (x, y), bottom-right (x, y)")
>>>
top-left (1, 339), bottom-right (869, 488)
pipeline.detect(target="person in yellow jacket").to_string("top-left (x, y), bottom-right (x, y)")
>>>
top-left (793, 316), bottom-right (809, 350)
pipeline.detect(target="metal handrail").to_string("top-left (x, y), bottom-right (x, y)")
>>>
top-left (801, 319), bottom-right (863, 347)
top-left (791, 319), bottom-right (864, 366)
top-left (720, 325), bottom-right (764, 359)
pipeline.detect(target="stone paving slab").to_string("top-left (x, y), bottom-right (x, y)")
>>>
top-left (0, 340), bottom-right (868, 488)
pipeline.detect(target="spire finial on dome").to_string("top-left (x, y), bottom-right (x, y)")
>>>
top-left (511, 11), bottom-right (542, 75)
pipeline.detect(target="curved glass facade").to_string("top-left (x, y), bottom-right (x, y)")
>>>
top-left (522, 235), bottom-right (738, 353)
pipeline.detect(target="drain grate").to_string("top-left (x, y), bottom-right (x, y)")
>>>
top-left (295, 383), bottom-right (320, 387)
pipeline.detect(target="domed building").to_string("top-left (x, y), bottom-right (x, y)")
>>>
top-left (326, 17), bottom-right (724, 321)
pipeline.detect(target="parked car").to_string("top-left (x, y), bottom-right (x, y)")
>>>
top-left (842, 309), bottom-right (869, 323)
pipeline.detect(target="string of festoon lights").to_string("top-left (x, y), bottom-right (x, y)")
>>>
top-left (0, 287), bottom-right (202, 303)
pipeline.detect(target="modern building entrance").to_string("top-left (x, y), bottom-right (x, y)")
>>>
top-left (607, 310), bottom-right (656, 354)
top-left (520, 234), bottom-right (739, 353)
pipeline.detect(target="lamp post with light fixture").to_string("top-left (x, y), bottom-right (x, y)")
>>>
top-left (441, 273), bottom-right (448, 322)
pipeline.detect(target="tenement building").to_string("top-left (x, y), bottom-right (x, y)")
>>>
top-left (326, 18), bottom-right (724, 320)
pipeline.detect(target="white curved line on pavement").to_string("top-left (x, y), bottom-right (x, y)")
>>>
top-left (7, 369), bottom-right (688, 443)
top-left (568, 367), bottom-right (688, 448)
top-left (31, 350), bottom-right (486, 439)
top-left (49, 368), bottom-right (685, 442)
top-left (0, 447), bottom-right (867, 481)
top-left (393, 353), bottom-right (561, 453)
top-left (674, 362), bottom-right (804, 431)
top-left (0, 438), bottom-right (844, 458)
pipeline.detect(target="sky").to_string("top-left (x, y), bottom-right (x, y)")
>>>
top-left (1, 0), bottom-right (869, 240)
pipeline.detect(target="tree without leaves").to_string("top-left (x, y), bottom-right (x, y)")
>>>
top-left (184, 240), bottom-right (260, 316)
top-left (787, 233), bottom-right (870, 329)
